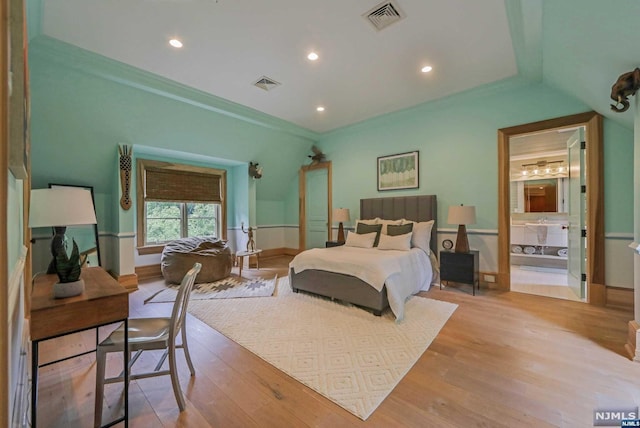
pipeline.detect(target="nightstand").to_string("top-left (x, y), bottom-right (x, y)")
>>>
top-left (326, 241), bottom-right (344, 248)
top-left (440, 250), bottom-right (479, 295)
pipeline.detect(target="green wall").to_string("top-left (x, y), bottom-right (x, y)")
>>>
top-left (317, 78), bottom-right (634, 233)
top-left (28, 36), bottom-right (315, 234)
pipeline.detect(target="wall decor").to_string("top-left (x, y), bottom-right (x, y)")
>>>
top-left (118, 144), bottom-right (132, 210)
top-left (610, 67), bottom-right (640, 113)
top-left (377, 151), bottom-right (419, 191)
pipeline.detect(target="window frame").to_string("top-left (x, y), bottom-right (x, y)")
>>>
top-left (136, 158), bottom-right (227, 255)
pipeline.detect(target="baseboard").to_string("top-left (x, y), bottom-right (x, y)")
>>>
top-left (261, 247), bottom-right (301, 258)
top-left (135, 264), bottom-right (162, 281)
top-left (605, 286), bottom-right (634, 311)
top-left (625, 320), bottom-right (640, 362)
top-left (111, 272), bottom-right (139, 290)
top-left (284, 247), bottom-right (302, 256)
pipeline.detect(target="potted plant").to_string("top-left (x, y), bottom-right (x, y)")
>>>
top-left (52, 237), bottom-right (84, 298)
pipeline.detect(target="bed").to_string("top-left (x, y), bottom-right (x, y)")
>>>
top-left (289, 195), bottom-right (438, 320)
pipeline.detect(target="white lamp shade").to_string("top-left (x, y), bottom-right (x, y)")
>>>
top-left (447, 205), bottom-right (476, 225)
top-left (333, 208), bottom-right (350, 223)
top-left (29, 188), bottom-right (97, 228)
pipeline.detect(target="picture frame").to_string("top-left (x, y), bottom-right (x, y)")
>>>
top-left (377, 151), bottom-right (419, 191)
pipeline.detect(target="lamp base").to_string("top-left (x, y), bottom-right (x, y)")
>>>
top-left (337, 222), bottom-right (345, 242)
top-left (454, 224), bottom-right (470, 253)
top-left (53, 279), bottom-right (84, 299)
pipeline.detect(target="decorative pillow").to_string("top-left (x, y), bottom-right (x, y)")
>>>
top-left (344, 231), bottom-right (377, 248)
top-left (377, 232), bottom-right (413, 251)
top-left (387, 223), bottom-right (413, 236)
top-left (356, 223), bottom-right (382, 247)
top-left (378, 218), bottom-right (403, 235)
top-left (401, 219), bottom-right (435, 255)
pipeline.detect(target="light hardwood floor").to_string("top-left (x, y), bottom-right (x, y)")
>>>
top-left (35, 256), bottom-right (640, 427)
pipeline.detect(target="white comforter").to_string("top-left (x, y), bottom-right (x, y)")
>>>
top-left (289, 246), bottom-right (434, 321)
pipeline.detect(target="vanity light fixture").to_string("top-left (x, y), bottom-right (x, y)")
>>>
top-left (521, 160), bottom-right (566, 176)
top-left (307, 52), bottom-right (319, 61)
top-left (169, 39), bottom-right (183, 48)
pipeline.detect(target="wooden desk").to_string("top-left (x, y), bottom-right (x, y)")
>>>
top-left (31, 267), bottom-right (130, 427)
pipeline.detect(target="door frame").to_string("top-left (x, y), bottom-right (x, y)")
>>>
top-left (497, 111), bottom-right (605, 305)
top-left (299, 161), bottom-right (332, 250)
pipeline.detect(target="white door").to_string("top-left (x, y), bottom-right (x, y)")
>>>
top-left (305, 168), bottom-right (328, 249)
top-left (567, 128), bottom-right (586, 299)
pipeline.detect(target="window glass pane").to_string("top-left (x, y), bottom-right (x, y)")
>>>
top-left (146, 202), bottom-right (181, 243)
top-left (187, 203), bottom-right (218, 237)
top-left (147, 201), bottom-right (181, 218)
top-left (146, 219), bottom-right (181, 243)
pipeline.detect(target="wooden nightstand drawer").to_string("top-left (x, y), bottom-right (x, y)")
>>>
top-left (440, 250), bottom-right (480, 295)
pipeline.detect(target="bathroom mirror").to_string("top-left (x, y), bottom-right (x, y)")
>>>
top-left (511, 178), bottom-right (567, 214)
top-left (49, 183), bottom-right (102, 267)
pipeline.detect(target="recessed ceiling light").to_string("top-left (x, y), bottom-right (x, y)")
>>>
top-left (169, 39), bottom-right (183, 48)
top-left (316, 106), bottom-right (325, 112)
top-left (421, 65), bottom-right (433, 73)
top-left (307, 52), bottom-right (319, 61)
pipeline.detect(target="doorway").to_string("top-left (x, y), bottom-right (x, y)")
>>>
top-left (498, 112), bottom-right (606, 305)
top-left (299, 162), bottom-right (332, 250)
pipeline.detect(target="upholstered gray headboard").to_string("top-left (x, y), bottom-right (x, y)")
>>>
top-left (360, 195), bottom-right (438, 254)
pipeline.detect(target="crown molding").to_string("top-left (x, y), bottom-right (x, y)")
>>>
top-left (28, 35), bottom-right (320, 142)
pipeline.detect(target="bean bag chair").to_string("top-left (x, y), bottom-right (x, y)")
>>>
top-left (161, 237), bottom-right (232, 284)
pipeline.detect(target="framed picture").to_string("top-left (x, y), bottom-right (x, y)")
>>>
top-left (377, 151), bottom-right (419, 191)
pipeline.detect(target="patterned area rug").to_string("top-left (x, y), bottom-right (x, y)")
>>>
top-left (145, 274), bottom-right (277, 303)
top-left (188, 277), bottom-right (457, 420)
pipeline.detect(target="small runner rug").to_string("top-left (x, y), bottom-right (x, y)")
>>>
top-left (145, 274), bottom-right (277, 303)
top-left (188, 277), bottom-right (457, 420)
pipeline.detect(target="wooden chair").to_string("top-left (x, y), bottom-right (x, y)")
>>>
top-left (94, 262), bottom-right (202, 427)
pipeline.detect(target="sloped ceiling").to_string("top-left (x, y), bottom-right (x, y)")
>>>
top-left (540, 0), bottom-right (640, 130)
top-left (37, 0), bottom-right (517, 133)
top-left (33, 0), bottom-right (640, 134)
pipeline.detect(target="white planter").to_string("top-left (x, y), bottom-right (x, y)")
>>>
top-left (53, 279), bottom-right (85, 298)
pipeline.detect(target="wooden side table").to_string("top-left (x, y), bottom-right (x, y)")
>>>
top-left (440, 250), bottom-right (479, 295)
top-left (236, 249), bottom-right (262, 277)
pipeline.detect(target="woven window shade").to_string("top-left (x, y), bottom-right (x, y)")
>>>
top-left (145, 168), bottom-right (221, 203)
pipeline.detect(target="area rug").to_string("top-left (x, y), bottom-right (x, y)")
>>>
top-left (145, 274), bottom-right (277, 303)
top-left (188, 277), bottom-right (457, 420)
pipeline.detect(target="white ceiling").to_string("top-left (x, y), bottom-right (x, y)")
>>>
top-left (41, 0), bottom-right (517, 133)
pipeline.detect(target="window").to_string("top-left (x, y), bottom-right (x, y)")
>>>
top-left (137, 159), bottom-right (227, 253)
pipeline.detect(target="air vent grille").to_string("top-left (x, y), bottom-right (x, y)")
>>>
top-left (253, 76), bottom-right (281, 91)
top-left (363, 1), bottom-right (405, 31)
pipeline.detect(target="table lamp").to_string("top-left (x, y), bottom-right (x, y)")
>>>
top-left (333, 208), bottom-right (350, 242)
top-left (447, 204), bottom-right (476, 253)
top-left (29, 187), bottom-right (97, 291)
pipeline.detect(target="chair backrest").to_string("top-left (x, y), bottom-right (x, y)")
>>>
top-left (169, 262), bottom-right (202, 340)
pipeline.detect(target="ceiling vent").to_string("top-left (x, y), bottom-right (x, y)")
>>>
top-left (363, 1), bottom-right (405, 31)
top-left (253, 76), bottom-right (281, 91)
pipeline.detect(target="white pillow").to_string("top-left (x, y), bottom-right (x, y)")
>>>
top-left (378, 218), bottom-right (403, 235)
top-left (356, 218), bottom-right (379, 227)
top-left (401, 219), bottom-right (435, 255)
top-left (377, 232), bottom-right (413, 251)
top-left (344, 231), bottom-right (377, 248)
